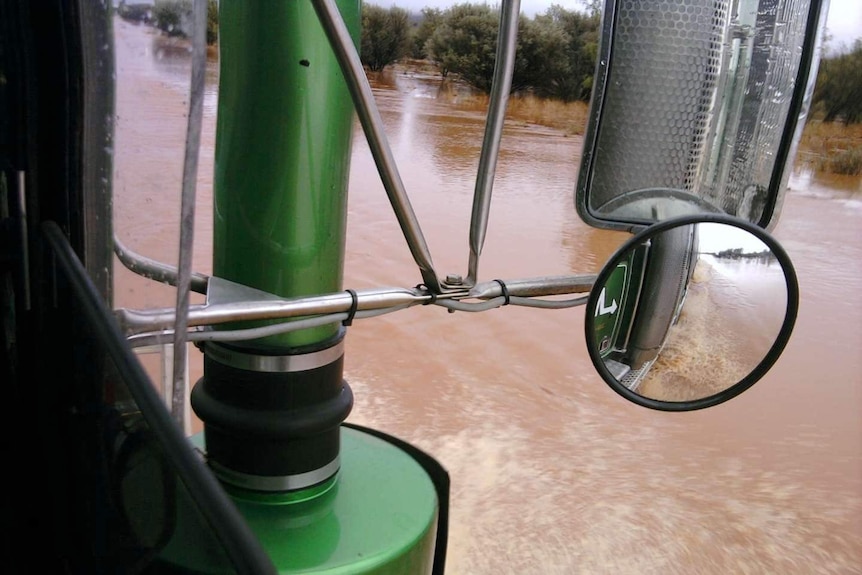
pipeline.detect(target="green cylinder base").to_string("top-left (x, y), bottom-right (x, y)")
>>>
top-left (157, 426), bottom-right (439, 574)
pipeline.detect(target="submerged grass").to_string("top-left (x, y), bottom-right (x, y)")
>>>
top-left (822, 147), bottom-right (862, 175)
top-left (505, 95), bottom-right (590, 136)
top-left (389, 61), bottom-right (860, 175)
top-left (391, 61), bottom-right (589, 135)
top-left (452, 92), bottom-right (590, 136)
top-left (798, 120), bottom-right (862, 175)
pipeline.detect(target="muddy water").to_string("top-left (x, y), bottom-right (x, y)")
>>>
top-left (112, 18), bottom-right (861, 574)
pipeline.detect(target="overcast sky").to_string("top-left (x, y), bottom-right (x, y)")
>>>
top-left (368, 0), bottom-right (861, 49)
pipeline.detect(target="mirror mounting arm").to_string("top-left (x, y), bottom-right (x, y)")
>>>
top-left (311, 0), bottom-right (442, 292)
top-left (465, 0), bottom-right (521, 287)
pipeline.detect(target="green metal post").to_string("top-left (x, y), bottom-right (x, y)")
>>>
top-left (213, 0), bottom-right (358, 349)
top-left (183, 3), bottom-right (441, 573)
top-left (156, 428), bottom-right (440, 574)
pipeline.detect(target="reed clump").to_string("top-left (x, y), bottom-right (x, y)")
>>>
top-left (437, 77), bottom-right (860, 175)
top-left (821, 147), bottom-right (862, 176)
top-left (506, 95), bottom-right (590, 136)
top-left (797, 120), bottom-right (862, 175)
top-left (453, 92), bottom-right (590, 136)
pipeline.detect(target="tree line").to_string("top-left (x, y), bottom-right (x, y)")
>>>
top-left (118, 0), bottom-right (219, 45)
top-left (812, 40), bottom-right (862, 125)
top-left (121, 1), bottom-right (860, 127)
top-left (361, 3), bottom-right (600, 102)
top-left (364, 2), bottom-right (862, 125)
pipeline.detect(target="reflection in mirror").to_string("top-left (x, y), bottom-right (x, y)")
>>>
top-left (586, 215), bottom-right (798, 411)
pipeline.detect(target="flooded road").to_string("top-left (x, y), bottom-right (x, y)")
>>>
top-left (112, 19), bottom-right (862, 574)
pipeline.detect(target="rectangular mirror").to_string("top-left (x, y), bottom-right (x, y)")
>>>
top-left (576, 0), bottom-right (829, 231)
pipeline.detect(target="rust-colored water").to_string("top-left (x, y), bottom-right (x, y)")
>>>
top-left (112, 19), bottom-right (862, 574)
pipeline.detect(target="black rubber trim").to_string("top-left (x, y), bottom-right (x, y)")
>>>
top-left (193, 349), bottom-right (353, 476)
top-left (758, 0), bottom-right (825, 230)
top-left (417, 283), bottom-right (437, 305)
top-left (493, 279), bottom-right (510, 305)
top-left (343, 288), bottom-right (358, 326)
top-left (42, 221), bottom-right (277, 575)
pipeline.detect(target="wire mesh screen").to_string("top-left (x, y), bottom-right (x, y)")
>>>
top-left (584, 0), bottom-right (818, 227)
top-left (592, 0), bottom-right (730, 204)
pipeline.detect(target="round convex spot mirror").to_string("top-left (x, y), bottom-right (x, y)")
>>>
top-left (585, 214), bottom-right (799, 411)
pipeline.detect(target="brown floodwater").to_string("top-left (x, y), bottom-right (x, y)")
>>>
top-left (112, 18), bottom-right (862, 574)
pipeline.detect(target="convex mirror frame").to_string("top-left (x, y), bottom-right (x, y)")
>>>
top-left (576, 0), bottom-right (829, 232)
top-left (585, 214), bottom-right (799, 412)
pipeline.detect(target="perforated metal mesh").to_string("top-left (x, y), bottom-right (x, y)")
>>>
top-left (587, 0), bottom-right (815, 225)
top-left (619, 360), bottom-right (653, 391)
top-left (590, 0), bottom-right (729, 210)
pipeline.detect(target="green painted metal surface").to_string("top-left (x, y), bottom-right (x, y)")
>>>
top-left (213, 0), bottom-right (360, 349)
top-left (595, 243), bottom-right (651, 359)
top-left (594, 260), bottom-right (629, 357)
top-left (158, 427), bottom-right (439, 574)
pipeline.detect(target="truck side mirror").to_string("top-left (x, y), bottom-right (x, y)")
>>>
top-left (576, 0), bottom-right (828, 231)
top-left (585, 214), bottom-right (798, 411)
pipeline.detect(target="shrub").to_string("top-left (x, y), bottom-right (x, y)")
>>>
top-left (206, 0), bottom-right (218, 46)
top-left (117, 2), bottom-right (154, 24)
top-left (822, 147), bottom-right (862, 175)
top-left (813, 40), bottom-right (862, 125)
top-left (152, 0), bottom-right (189, 37)
top-left (422, 4), bottom-right (599, 99)
top-left (798, 119), bottom-right (862, 174)
top-left (151, 0), bottom-right (218, 45)
top-left (361, 5), bottom-right (411, 72)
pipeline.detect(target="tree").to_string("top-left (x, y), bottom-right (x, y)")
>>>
top-left (423, 3), bottom-right (599, 99)
top-left (152, 0), bottom-right (189, 37)
top-left (425, 4), bottom-right (499, 89)
top-left (813, 40), bottom-right (862, 125)
top-left (532, 6), bottom-right (600, 101)
top-left (206, 0), bottom-right (218, 46)
top-left (514, 14), bottom-right (572, 96)
top-left (151, 0), bottom-right (219, 46)
top-left (411, 7), bottom-right (444, 60)
top-left (580, 0), bottom-right (603, 19)
top-left (360, 5), bottom-right (411, 72)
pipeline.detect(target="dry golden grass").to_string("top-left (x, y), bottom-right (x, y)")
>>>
top-left (452, 92), bottom-right (590, 136)
top-left (797, 119), bottom-right (862, 175)
top-left (506, 95), bottom-right (590, 136)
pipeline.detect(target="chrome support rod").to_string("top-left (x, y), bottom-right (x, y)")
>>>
top-left (118, 286), bottom-right (429, 335)
top-left (469, 274), bottom-right (596, 299)
top-left (171, 0), bottom-right (207, 428)
top-left (466, 0), bottom-right (521, 286)
top-left (113, 234), bottom-right (209, 294)
top-left (311, 0), bottom-right (442, 292)
top-left (117, 275), bottom-right (596, 336)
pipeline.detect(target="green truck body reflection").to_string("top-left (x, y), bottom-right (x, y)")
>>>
top-left (595, 225), bottom-right (698, 389)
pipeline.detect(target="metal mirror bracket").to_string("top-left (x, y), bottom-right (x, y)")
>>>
top-left (313, 0), bottom-right (524, 291)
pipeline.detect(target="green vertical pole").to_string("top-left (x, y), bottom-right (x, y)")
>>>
top-left (184, 4), bottom-right (441, 573)
top-left (196, 0), bottom-right (360, 491)
top-left (213, 0), bottom-right (359, 349)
